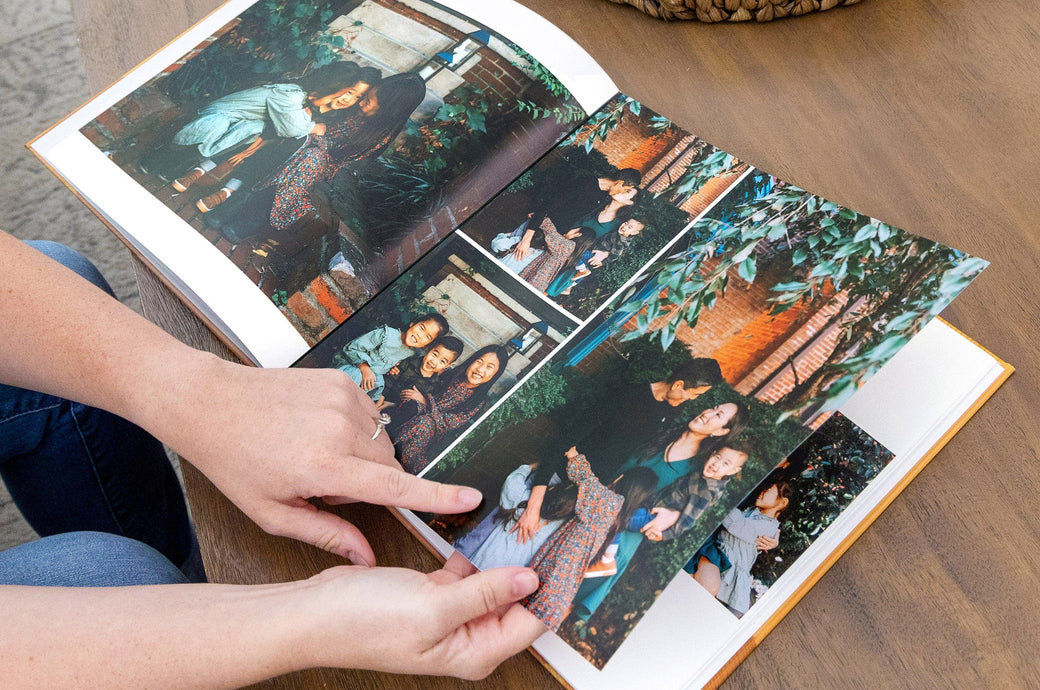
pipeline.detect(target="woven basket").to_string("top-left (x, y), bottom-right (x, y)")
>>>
top-left (603, 0), bottom-right (862, 22)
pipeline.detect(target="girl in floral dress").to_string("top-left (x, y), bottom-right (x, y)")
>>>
top-left (518, 218), bottom-right (597, 293)
top-left (524, 448), bottom-right (657, 631)
top-left (395, 345), bottom-right (509, 474)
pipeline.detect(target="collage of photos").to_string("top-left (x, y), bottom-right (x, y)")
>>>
top-left (684, 412), bottom-right (894, 618)
top-left (80, 0), bottom-right (583, 342)
top-left (460, 95), bottom-right (748, 320)
top-left (295, 233), bottom-right (575, 473)
top-left (417, 149), bottom-right (985, 666)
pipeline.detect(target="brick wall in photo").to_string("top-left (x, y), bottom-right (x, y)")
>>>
top-left (592, 115), bottom-right (682, 176)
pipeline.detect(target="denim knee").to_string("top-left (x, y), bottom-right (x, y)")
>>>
top-left (24, 240), bottom-right (115, 297)
top-left (0, 531), bottom-right (188, 586)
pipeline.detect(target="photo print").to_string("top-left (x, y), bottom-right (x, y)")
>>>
top-left (685, 412), bottom-right (895, 618)
top-left (80, 0), bottom-right (584, 344)
top-left (421, 168), bottom-right (986, 666)
top-left (459, 94), bottom-right (749, 320)
top-left (296, 232), bottom-right (575, 474)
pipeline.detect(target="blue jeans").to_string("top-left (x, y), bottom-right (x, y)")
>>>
top-left (0, 241), bottom-right (201, 585)
top-left (0, 531), bottom-right (188, 586)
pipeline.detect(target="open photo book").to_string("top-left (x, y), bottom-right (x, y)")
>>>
top-left (29, 0), bottom-right (1012, 687)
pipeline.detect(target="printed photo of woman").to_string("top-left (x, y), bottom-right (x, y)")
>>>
top-left (205, 72), bottom-right (426, 247)
top-left (138, 61), bottom-right (380, 196)
top-left (395, 344), bottom-right (510, 474)
top-left (332, 312), bottom-right (450, 402)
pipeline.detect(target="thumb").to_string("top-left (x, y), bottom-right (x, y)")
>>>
top-left (268, 503), bottom-right (376, 567)
top-left (438, 567), bottom-right (539, 631)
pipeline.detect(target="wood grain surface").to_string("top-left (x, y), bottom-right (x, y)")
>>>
top-left (71, 0), bottom-right (1040, 686)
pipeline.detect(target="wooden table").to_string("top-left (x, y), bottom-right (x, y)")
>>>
top-left (71, 0), bottom-right (1040, 686)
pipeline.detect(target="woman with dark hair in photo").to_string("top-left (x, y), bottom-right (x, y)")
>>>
top-left (513, 357), bottom-right (726, 546)
top-left (543, 187), bottom-right (637, 297)
top-left (395, 344), bottom-right (509, 474)
top-left (570, 402), bottom-right (751, 620)
top-left (496, 186), bottom-right (637, 277)
top-left (266, 71), bottom-right (426, 231)
top-left (498, 167), bottom-right (642, 273)
top-left (204, 71), bottom-right (425, 242)
top-left (548, 216), bottom-right (646, 298)
top-left (138, 61), bottom-right (378, 189)
top-left (524, 450), bottom-right (657, 631)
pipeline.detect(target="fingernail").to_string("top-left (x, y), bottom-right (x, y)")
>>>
top-left (457, 486), bottom-right (482, 507)
top-left (512, 569), bottom-right (539, 597)
top-left (347, 550), bottom-right (372, 568)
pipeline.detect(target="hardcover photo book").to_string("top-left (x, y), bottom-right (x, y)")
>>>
top-left (29, 0), bottom-right (1012, 687)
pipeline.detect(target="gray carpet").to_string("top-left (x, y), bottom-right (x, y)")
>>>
top-left (0, 0), bottom-right (146, 551)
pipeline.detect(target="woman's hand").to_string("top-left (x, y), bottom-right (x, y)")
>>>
top-left (293, 554), bottom-right (545, 678)
top-left (358, 363), bottom-right (377, 391)
top-left (756, 532), bottom-right (780, 551)
top-left (154, 358), bottom-right (484, 566)
top-left (564, 445), bottom-right (580, 460)
top-left (309, 122), bottom-right (327, 136)
top-left (401, 386), bottom-right (427, 407)
top-left (512, 238), bottom-right (531, 261)
top-left (0, 553), bottom-right (544, 686)
top-left (640, 507), bottom-right (680, 542)
top-left (227, 135), bottom-right (265, 166)
top-left (509, 484), bottom-right (547, 544)
top-left (0, 234), bottom-right (484, 567)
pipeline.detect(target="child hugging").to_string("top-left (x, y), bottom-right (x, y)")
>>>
top-left (640, 441), bottom-right (752, 542)
top-left (462, 463), bottom-right (578, 571)
top-left (395, 345), bottom-right (510, 474)
top-left (524, 447), bottom-right (657, 631)
top-left (333, 312), bottom-right (450, 402)
top-left (571, 438), bottom-right (751, 624)
top-left (690, 479), bottom-right (791, 615)
top-left (379, 335), bottom-right (464, 413)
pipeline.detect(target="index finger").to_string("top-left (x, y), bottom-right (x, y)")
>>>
top-left (332, 458), bottom-right (484, 515)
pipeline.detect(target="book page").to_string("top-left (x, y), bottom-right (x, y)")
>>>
top-left (30, 0), bottom-right (616, 366)
top-left (518, 320), bottom-right (1006, 689)
top-left (294, 94), bottom-right (990, 670)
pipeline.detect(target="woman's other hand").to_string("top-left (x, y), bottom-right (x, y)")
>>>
top-left (401, 386), bottom-right (427, 407)
top-left (640, 507), bottom-right (680, 541)
top-left (295, 553), bottom-right (545, 678)
top-left (158, 359), bottom-right (483, 566)
top-left (509, 484), bottom-right (547, 545)
top-left (358, 363), bottom-right (377, 391)
top-left (512, 238), bottom-right (531, 260)
top-left (756, 532), bottom-right (780, 551)
top-left (227, 135), bottom-right (265, 166)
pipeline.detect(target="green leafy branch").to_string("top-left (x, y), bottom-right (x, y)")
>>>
top-left (609, 182), bottom-right (987, 422)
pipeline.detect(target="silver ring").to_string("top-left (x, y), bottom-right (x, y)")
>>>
top-left (370, 413), bottom-right (392, 440)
